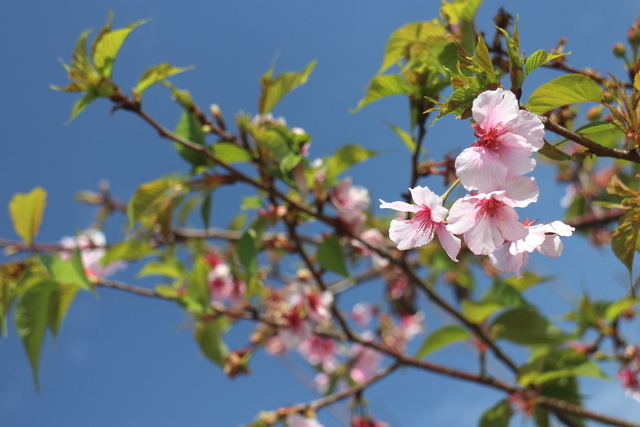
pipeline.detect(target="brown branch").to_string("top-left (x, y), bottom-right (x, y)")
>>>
top-left (538, 397), bottom-right (640, 427)
top-left (542, 117), bottom-right (640, 163)
top-left (273, 361), bottom-right (401, 418)
top-left (565, 208), bottom-right (626, 229)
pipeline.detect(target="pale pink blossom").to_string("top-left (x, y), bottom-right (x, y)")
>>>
top-left (298, 335), bottom-right (337, 371)
top-left (280, 305), bottom-right (313, 350)
top-left (379, 186), bottom-right (461, 261)
top-left (205, 254), bottom-right (246, 302)
top-left (60, 229), bottom-right (125, 278)
top-left (287, 414), bottom-right (324, 427)
top-left (447, 191), bottom-right (528, 255)
top-left (350, 342), bottom-right (383, 384)
top-left (488, 220), bottom-right (574, 277)
top-left (285, 281), bottom-right (333, 322)
top-left (352, 416), bottom-right (388, 427)
top-left (331, 178), bottom-right (370, 231)
top-left (351, 303), bottom-right (377, 327)
top-left (619, 367), bottom-right (640, 403)
top-left (399, 312), bottom-right (425, 340)
top-left (455, 88), bottom-right (544, 192)
top-left (264, 335), bottom-right (287, 355)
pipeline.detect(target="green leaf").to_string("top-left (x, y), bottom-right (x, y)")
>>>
top-left (101, 239), bottom-right (156, 266)
top-left (201, 192), bottom-right (212, 230)
top-left (68, 92), bottom-right (98, 122)
top-left (14, 278), bottom-right (58, 390)
top-left (416, 324), bottom-right (470, 358)
top-left (183, 257), bottom-right (211, 313)
top-left (155, 285), bottom-right (180, 299)
top-left (48, 282), bottom-right (79, 339)
top-left (575, 121), bottom-right (618, 135)
top-left (127, 177), bottom-right (185, 229)
top-left (194, 316), bottom-right (229, 366)
top-left (605, 298), bottom-right (638, 321)
top-left (538, 141), bottom-right (571, 161)
top-left (461, 300), bottom-right (502, 323)
top-left (440, 0), bottom-right (482, 26)
top-left (526, 74), bottom-right (604, 114)
top-left (138, 259), bottom-right (185, 279)
top-left (210, 143), bottom-right (252, 164)
top-left (136, 63), bottom-right (193, 94)
top-left (518, 349), bottom-right (608, 387)
top-left (351, 75), bottom-right (407, 112)
top-left (524, 50), bottom-right (569, 76)
top-left (386, 122), bottom-right (417, 153)
top-left (377, 20), bottom-right (446, 74)
top-left (237, 230), bottom-right (258, 276)
top-left (317, 235), bottom-right (349, 277)
top-left (484, 280), bottom-right (531, 309)
top-left (474, 33), bottom-right (496, 82)
top-left (38, 251), bottom-right (92, 292)
top-left (259, 60), bottom-right (317, 114)
top-left (9, 187), bottom-right (47, 245)
top-left (92, 19), bottom-right (146, 78)
top-left (635, 72), bottom-right (640, 92)
top-left (491, 308), bottom-right (568, 345)
top-left (502, 271), bottom-right (551, 292)
top-left (479, 399), bottom-right (512, 427)
top-left (607, 174), bottom-right (638, 198)
top-left (612, 208), bottom-right (640, 274)
top-left (325, 144), bottom-right (377, 184)
top-left (174, 111), bottom-right (209, 167)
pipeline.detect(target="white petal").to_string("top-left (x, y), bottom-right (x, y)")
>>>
top-left (436, 224), bottom-right (461, 261)
top-left (472, 88), bottom-right (519, 128)
top-left (379, 199), bottom-right (420, 213)
top-left (388, 218), bottom-right (435, 250)
top-left (456, 147), bottom-right (508, 192)
top-left (502, 176), bottom-right (539, 208)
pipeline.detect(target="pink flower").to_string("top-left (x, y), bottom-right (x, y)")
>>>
top-left (398, 312), bottom-right (425, 340)
top-left (447, 190), bottom-right (529, 255)
top-left (455, 88), bottom-right (544, 192)
top-left (352, 416), bottom-right (388, 427)
top-left (350, 342), bottom-right (383, 384)
top-left (60, 229), bottom-right (125, 278)
top-left (379, 186), bottom-right (461, 261)
top-left (351, 303), bottom-right (377, 327)
top-left (488, 220), bottom-right (574, 277)
top-left (280, 305), bottom-right (313, 350)
top-left (298, 335), bottom-right (337, 371)
top-left (330, 178), bottom-right (370, 231)
top-left (619, 367), bottom-right (640, 403)
top-left (287, 414), bottom-right (324, 427)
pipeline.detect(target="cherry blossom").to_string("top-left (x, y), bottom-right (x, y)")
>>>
top-left (60, 229), bottom-right (125, 279)
top-left (447, 191), bottom-right (528, 255)
top-left (287, 414), bottom-right (324, 427)
top-left (352, 416), bottom-right (388, 427)
top-left (455, 88), bottom-right (544, 192)
top-left (488, 220), bottom-right (574, 277)
top-left (350, 340), bottom-right (383, 384)
top-left (379, 186), bottom-right (461, 261)
top-left (205, 252), bottom-right (246, 302)
top-left (619, 367), bottom-right (640, 403)
top-left (330, 177), bottom-right (370, 231)
top-left (351, 303), bottom-right (377, 327)
top-left (298, 335), bottom-right (337, 371)
top-left (352, 228), bottom-right (389, 268)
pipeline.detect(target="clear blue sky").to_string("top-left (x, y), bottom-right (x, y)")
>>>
top-left (1, 0), bottom-right (639, 425)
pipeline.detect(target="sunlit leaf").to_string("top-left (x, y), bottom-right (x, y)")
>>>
top-left (92, 19), bottom-right (146, 78)
top-left (184, 257), bottom-right (211, 312)
top-left (317, 235), bottom-right (349, 277)
top-left (136, 63), bottom-right (194, 94)
top-left (138, 259), bottom-right (185, 279)
top-left (68, 92), bottom-right (98, 122)
top-left (416, 324), bottom-right (469, 358)
top-left (386, 122), bottom-right (417, 153)
top-left (524, 50), bottom-right (569, 76)
top-left (607, 174), bottom-right (638, 198)
top-left (101, 240), bottom-right (156, 265)
top-left (210, 143), bottom-right (252, 164)
top-left (237, 230), bottom-right (258, 276)
top-left (377, 20), bottom-right (446, 74)
top-left (351, 75), bottom-right (407, 112)
top-left (605, 298), bottom-right (638, 321)
top-left (474, 33), bottom-right (496, 82)
top-left (460, 300), bottom-right (502, 323)
top-left (325, 144), bottom-right (377, 184)
top-left (575, 121), bottom-right (618, 135)
top-left (38, 251), bottom-right (92, 292)
top-left (259, 60), bottom-right (317, 114)
top-left (9, 187), bottom-right (47, 245)
top-left (48, 282), bottom-right (79, 339)
top-left (526, 74), bottom-right (604, 114)
top-left (611, 208), bottom-right (640, 274)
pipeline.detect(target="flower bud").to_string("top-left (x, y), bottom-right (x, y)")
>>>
top-left (613, 43), bottom-right (627, 58)
top-left (628, 17), bottom-right (640, 47)
top-left (586, 105), bottom-right (603, 121)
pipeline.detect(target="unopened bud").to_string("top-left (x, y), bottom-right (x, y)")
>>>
top-left (603, 90), bottom-right (614, 104)
top-left (628, 17), bottom-right (640, 47)
top-left (586, 105), bottom-right (604, 121)
top-left (613, 43), bottom-right (627, 58)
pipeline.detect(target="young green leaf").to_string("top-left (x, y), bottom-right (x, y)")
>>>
top-left (194, 317), bottom-right (229, 367)
top-left (479, 399), bottom-right (512, 427)
top-left (68, 92), bottom-right (98, 122)
top-left (38, 251), bottom-right (92, 292)
top-left (460, 300), bottom-right (502, 323)
top-left (351, 75), bottom-right (407, 112)
top-left (491, 308), bottom-right (568, 345)
top-left (92, 19), bottom-right (147, 78)
top-left (611, 208), bottom-right (640, 274)
top-left (14, 278), bottom-right (58, 390)
top-left (48, 282), bottom-right (80, 339)
top-left (136, 63), bottom-right (194, 94)
top-left (416, 324), bottom-right (470, 358)
top-left (526, 74), bottom-right (604, 114)
top-left (474, 33), bottom-right (496, 82)
top-left (377, 20), bottom-right (446, 74)
top-left (386, 122), bottom-right (417, 153)
top-left (317, 235), bottom-right (349, 277)
top-left (174, 111), bottom-right (209, 167)
top-left (210, 143), bottom-right (252, 164)
top-left (237, 230), bottom-right (258, 276)
top-left (325, 144), bottom-right (377, 184)
top-left (184, 257), bottom-right (211, 312)
top-left (524, 50), bottom-right (569, 76)
top-left (259, 60), bottom-right (317, 114)
top-left (9, 187), bottom-right (47, 245)
top-left (101, 239), bottom-right (156, 265)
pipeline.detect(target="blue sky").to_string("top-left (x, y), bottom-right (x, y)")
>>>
top-left (1, 0), bottom-right (640, 425)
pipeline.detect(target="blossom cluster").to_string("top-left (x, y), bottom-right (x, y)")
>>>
top-left (60, 229), bottom-right (125, 279)
top-left (381, 89), bottom-right (574, 276)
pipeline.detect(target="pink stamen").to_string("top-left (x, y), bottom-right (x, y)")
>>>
top-left (410, 208), bottom-right (435, 235)
top-left (472, 124), bottom-right (506, 150)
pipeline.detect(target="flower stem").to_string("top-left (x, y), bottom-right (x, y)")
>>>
top-left (441, 179), bottom-right (460, 203)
